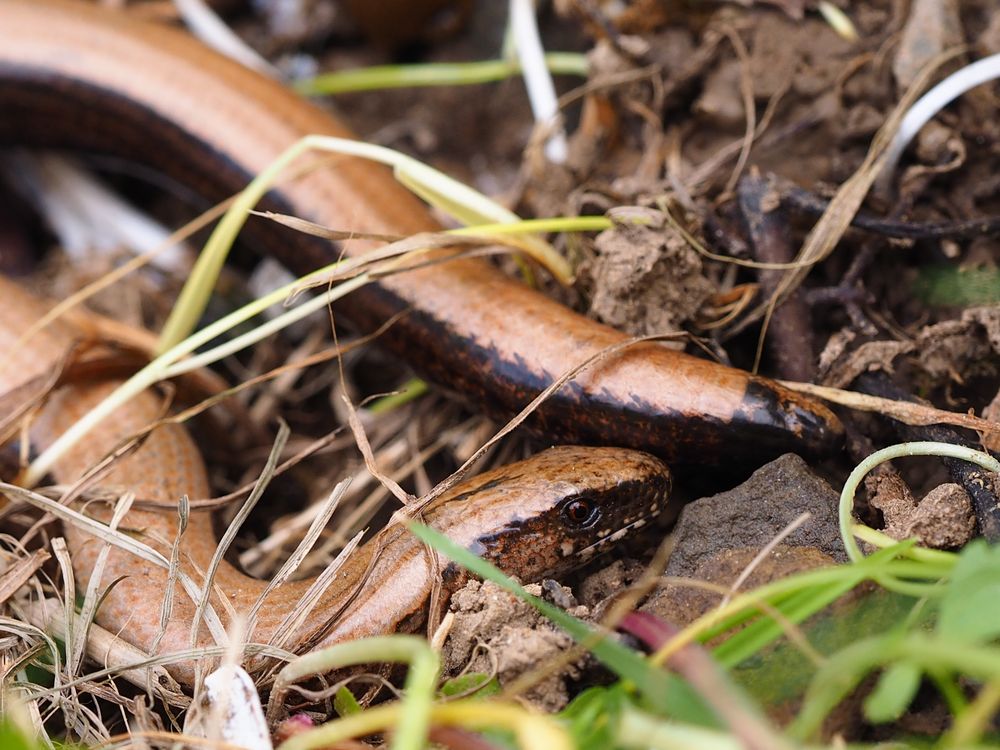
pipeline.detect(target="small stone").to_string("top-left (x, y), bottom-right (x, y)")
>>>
top-left (906, 483), bottom-right (976, 549)
top-left (643, 545), bottom-right (836, 628)
top-left (443, 580), bottom-right (590, 712)
top-left (868, 471), bottom-right (917, 540)
top-left (588, 208), bottom-right (713, 336)
top-left (665, 454), bottom-right (845, 579)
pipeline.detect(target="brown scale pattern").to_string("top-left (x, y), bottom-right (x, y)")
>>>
top-left (0, 0), bottom-right (842, 685)
top-left (0, 278), bottom-right (671, 684)
top-left (0, 0), bottom-right (845, 468)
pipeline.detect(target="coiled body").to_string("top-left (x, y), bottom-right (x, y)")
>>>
top-left (0, 0), bottom-right (844, 466)
top-left (0, 278), bottom-right (672, 684)
top-left (0, 0), bottom-right (838, 687)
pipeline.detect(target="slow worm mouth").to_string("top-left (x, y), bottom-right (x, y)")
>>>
top-left (574, 512), bottom-right (656, 560)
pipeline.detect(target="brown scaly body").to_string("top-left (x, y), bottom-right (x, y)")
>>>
top-left (0, 0), bottom-right (844, 466)
top-left (0, 277), bottom-right (671, 685)
top-left (0, 0), bottom-right (840, 689)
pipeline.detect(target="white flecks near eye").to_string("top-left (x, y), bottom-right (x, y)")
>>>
top-left (608, 528), bottom-right (628, 542)
top-left (649, 501), bottom-right (659, 512)
top-left (632, 519), bottom-right (646, 528)
top-left (560, 541), bottom-right (575, 556)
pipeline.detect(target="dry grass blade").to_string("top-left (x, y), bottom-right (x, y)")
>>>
top-left (150, 501), bottom-right (186, 673)
top-left (22, 598), bottom-right (189, 708)
top-left (250, 210), bottom-right (402, 244)
top-left (192, 428), bottom-right (346, 512)
top-left (408, 331), bottom-right (685, 513)
top-left (25, 643), bottom-right (297, 706)
top-left (71, 493), bottom-right (135, 678)
top-left (0, 623), bottom-right (60, 736)
top-left (101, 314), bottom-right (408, 513)
top-left (0, 482), bottom-right (227, 644)
top-left (288, 233), bottom-right (512, 300)
top-left (659, 202), bottom-right (802, 270)
top-left (5, 200), bottom-right (231, 362)
top-left (238, 448), bottom-right (371, 571)
top-left (557, 63), bottom-right (662, 110)
top-left (245, 478), bottom-right (350, 638)
top-left (0, 363), bottom-right (67, 449)
top-left (720, 26), bottom-right (756, 198)
top-left (0, 549), bottom-right (50, 606)
top-left (782, 381), bottom-right (1000, 437)
top-left (49, 537), bottom-right (86, 733)
top-left (0, 617), bottom-right (62, 681)
top-left (343, 393), bottom-right (412, 506)
top-left (53, 390), bottom-right (175, 510)
top-left (266, 531), bottom-right (364, 657)
top-left (189, 423), bottom-right (291, 663)
top-left (49, 538), bottom-right (75, 670)
top-left (319, 421), bottom-right (479, 558)
top-left (719, 512), bottom-right (812, 608)
top-left (685, 79), bottom-right (790, 192)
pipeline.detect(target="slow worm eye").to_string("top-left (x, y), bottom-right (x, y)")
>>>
top-left (563, 497), bottom-right (599, 527)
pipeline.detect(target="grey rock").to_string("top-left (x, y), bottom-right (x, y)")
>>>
top-left (666, 453), bottom-right (846, 577)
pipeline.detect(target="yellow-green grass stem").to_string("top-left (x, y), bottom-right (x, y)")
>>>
top-left (295, 53), bottom-right (588, 96)
top-left (160, 134), bottom-right (568, 354)
top-left (368, 379), bottom-right (430, 415)
top-left (449, 215), bottom-right (611, 238)
top-left (269, 635), bottom-right (438, 750)
top-left (277, 699), bottom-right (570, 750)
top-left (23, 266), bottom-right (364, 487)
top-left (649, 542), bottom-right (945, 669)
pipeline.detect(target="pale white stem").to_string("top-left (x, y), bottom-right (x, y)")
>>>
top-left (879, 54), bottom-right (1000, 191)
top-left (510, 0), bottom-right (568, 163)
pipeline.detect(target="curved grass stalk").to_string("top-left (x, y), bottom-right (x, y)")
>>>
top-left (27, 132), bottom-right (579, 484)
top-left (838, 441), bottom-right (1000, 564)
top-left (23, 266), bottom-right (361, 487)
top-left (277, 700), bottom-right (570, 750)
top-left (449, 215), bottom-right (611, 238)
top-left (269, 636), bottom-right (439, 750)
top-left (160, 134), bottom-right (568, 352)
top-left (649, 544), bottom-right (929, 669)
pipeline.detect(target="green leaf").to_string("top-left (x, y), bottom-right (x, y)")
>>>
top-left (560, 685), bottom-right (627, 750)
top-left (333, 685), bottom-right (363, 717)
top-left (911, 265), bottom-right (1000, 307)
top-left (863, 660), bottom-right (922, 723)
top-left (439, 673), bottom-right (500, 698)
top-left (0, 722), bottom-right (44, 750)
top-left (731, 589), bottom-right (920, 708)
top-left (407, 523), bottom-right (679, 712)
top-left (938, 541), bottom-right (1000, 644)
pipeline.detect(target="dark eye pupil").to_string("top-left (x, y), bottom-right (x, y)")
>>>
top-left (567, 499), bottom-right (593, 524)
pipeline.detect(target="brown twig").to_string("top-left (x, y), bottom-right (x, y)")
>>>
top-left (781, 178), bottom-right (1000, 240)
top-left (738, 174), bottom-right (815, 382)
